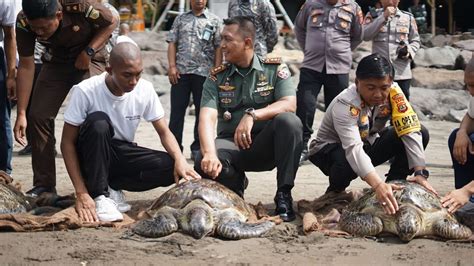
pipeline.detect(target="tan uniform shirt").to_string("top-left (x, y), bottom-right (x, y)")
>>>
top-left (309, 84), bottom-right (426, 178)
top-left (363, 8), bottom-right (420, 80)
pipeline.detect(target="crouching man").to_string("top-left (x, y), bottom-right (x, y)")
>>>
top-left (308, 53), bottom-right (436, 215)
top-left (61, 42), bottom-right (200, 223)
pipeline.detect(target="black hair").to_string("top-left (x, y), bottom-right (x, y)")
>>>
top-left (22, 0), bottom-right (59, 20)
top-left (223, 16), bottom-right (256, 42)
top-left (356, 53), bottom-right (395, 80)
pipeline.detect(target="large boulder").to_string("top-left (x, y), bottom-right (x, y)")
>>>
top-left (453, 39), bottom-right (474, 52)
top-left (411, 68), bottom-right (465, 90)
top-left (414, 46), bottom-right (460, 69)
top-left (129, 31), bottom-right (168, 52)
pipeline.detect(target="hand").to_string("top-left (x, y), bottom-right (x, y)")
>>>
top-left (374, 182), bottom-right (403, 215)
top-left (441, 187), bottom-right (471, 214)
top-left (6, 76), bottom-right (16, 100)
top-left (168, 66), bottom-right (180, 85)
top-left (173, 157), bottom-right (201, 184)
top-left (74, 51), bottom-right (91, 70)
top-left (200, 152), bottom-right (222, 179)
top-left (13, 114), bottom-right (27, 146)
top-left (407, 175), bottom-right (438, 195)
top-left (453, 131), bottom-right (473, 165)
top-left (384, 6), bottom-right (396, 20)
top-left (75, 192), bottom-right (99, 223)
top-left (234, 114), bottom-right (254, 149)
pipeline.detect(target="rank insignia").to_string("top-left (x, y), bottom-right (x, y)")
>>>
top-left (257, 74), bottom-right (268, 86)
top-left (350, 106), bottom-right (360, 117)
top-left (218, 82), bottom-right (235, 91)
top-left (220, 98), bottom-right (232, 104)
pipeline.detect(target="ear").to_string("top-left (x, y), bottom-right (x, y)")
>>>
top-left (56, 11), bottom-right (63, 20)
top-left (355, 78), bottom-right (359, 88)
top-left (244, 37), bottom-right (253, 50)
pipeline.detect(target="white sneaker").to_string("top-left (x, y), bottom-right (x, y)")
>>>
top-left (108, 186), bottom-right (132, 213)
top-left (94, 195), bottom-right (123, 222)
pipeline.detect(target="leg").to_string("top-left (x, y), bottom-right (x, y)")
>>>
top-left (169, 74), bottom-right (192, 151)
top-left (322, 73), bottom-right (349, 110)
top-left (395, 79), bottom-right (411, 100)
top-left (0, 48), bottom-right (12, 174)
top-left (189, 75), bottom-right (205, 153)
top-left (448, 129), bottom-right (474, 189)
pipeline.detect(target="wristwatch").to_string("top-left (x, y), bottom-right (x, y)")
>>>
top-left (85, 46), bottom-right (96, 57)
top-left (414, 169), bottom-right (429, 179)
top-left (244, 108), bottom-right (257, 121)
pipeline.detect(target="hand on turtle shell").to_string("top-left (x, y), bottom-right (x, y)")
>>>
top-left (441, 188), bottom-right (471, 214)
top-left (375, 182), bottom-right (402, 215)
top-left (407, 175), bottom-right (438, 195)
top-left (174, 158), bottom-right (201, 184)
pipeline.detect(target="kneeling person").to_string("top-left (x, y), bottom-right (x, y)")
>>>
top-left (309, 53), bottom-right (436, 215)
top-left (196, 17), bottom-right (303, 222)
top-left (61, 42), bottom-right (200, 223)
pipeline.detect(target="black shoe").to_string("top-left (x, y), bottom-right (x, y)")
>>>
top-left (274, 191), bottom-right (296, 222)
top-left (190, 150), bottom-right (201, 162)
top-left (18, 144), bottom-right (32, 156)
top-left (25, 186), bottom-right (56, 198)
top-left (299, 148), bottom-right (309, 166)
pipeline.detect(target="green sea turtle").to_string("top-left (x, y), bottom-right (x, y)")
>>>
top-left (132, 179), bottom-right (275, 240)
top-left (339, 180), bottom-right (472, 242)
top-left (0, 182), bottom-right (32, 214)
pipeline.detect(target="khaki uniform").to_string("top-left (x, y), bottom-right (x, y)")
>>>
top-left (197, 55), bottom-right (302, 196)
top-left (15, 0), bottom-right (115, 189)
top-left (309, 84), bottom-right (428, 192)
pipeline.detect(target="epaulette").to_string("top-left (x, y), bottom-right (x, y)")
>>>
top-left (60, 0), bottom-right (87, 13)
top-left (263, 57), bottom-right (282, 65)
top-left (401, 10), bottom-right (415, 17)
top-left (16, 12), bottom-right (29, 31)
top-left (210, 64), bottom-right (228, 76)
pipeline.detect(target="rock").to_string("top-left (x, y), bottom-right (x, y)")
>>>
top-left (129, 31), bottom-right (168, 52)
top-left (414, 46), bottom-right (460, 69)
top-left (447, 109), bottom-right (467, 123)
top-left (455, 50), bottom-right (473, 70)
top-left (142, 51), bottom-right (168, 75)
top-left (453, 39), bottom-right (474, 52)
top-left (142, 74), bottom-right (171, 96)
top-left (411, 68), bottom-right (465, 90)
top-left (410, 87), bottom-right (470, 121)
top-left (428, 35), bottom-right (453, 47)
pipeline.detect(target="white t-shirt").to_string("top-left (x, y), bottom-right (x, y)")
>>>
top-left (0, 0), bottom-right (20, 43)
top-left (468, 96), bottom-right (474, 119)
top-left (64, 72), bottom-right (165, 142)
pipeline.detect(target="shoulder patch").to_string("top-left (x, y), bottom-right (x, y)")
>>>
top-left (60, 0), bottom-right (87, 13)
top-left (349, 106), bottom-right (360, 117)
top-left (277, 64), bottom-right (291, 80)
top-left (16, 12), bottom-right (29, 31)
top-left (263, 57), bottom-right (282, 65)
top-left (210, 64), bottom-right (228, 76)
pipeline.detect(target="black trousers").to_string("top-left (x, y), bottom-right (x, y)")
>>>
top-left (395, 79), bottom-right (411, 100)
top-left (77, 112), bottom-right (175, 198)
top-left (194, 113), bottom-right (303, 197)
top-left (296, 67), bottom-right (349, 146)
top-left (169, 74), bottom-right (205, 152)
top-left (309, 125), bottom-right (429, 192)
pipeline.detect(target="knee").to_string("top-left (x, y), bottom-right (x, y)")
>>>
top-left (273, 113), bottom-right (303, 135)
top-left (83, 112), bottom-right (113, 136)
top-left (420, 124), bottom-right (430, 148)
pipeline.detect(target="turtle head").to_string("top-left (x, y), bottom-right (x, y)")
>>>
top-left (396, 207), bottom-right (421, 242)
top-left (186, 206), bottom-right (214, 239)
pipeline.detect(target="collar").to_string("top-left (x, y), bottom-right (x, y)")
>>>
top-left (228, 53), bottom-right (263, 76)
top-left (187, 8), bottom-right (209, 18)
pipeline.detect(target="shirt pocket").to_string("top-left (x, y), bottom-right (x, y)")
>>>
top-left (309, 9), bottom-right (325, 28)
top-left (374, 26), bottom-right (388, 42)
top-left (396, 25), bottom-right (409, 42)
top-left (334, 10), bottom-right (352, 34)
top-left (252, 86), bottom-right (275, 104)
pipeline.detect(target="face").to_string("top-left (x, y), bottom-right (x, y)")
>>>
top-left (465, 71), bottom-right (474, 96)
top-left (220, 24), bottom-right (252, 64)
top-left (356, 76), bottom-right (393, 106)
top-left (107, 58), bottom-right (143, 94)
top-left (190, 0), bottom-right (207, 11)
top-left (381, 0), bottom-right (400, 8)
top-left (27, 12), bottom-right (62, 41)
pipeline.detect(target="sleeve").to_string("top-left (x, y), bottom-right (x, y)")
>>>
top-left (467, 97), bottom-right (474, 119)
top-left (1, 2), bottom-right (17, 26)
top-left (143, 83), bottom-right (165, 122)
top-left (401, 131), bottom-right (426, 169)
top-left (200, 77), bottom-right (219, 110)
top-left (227, 0), bottom-right (237, 17)
top-left (332, 103), bottom-right (376, 178)
top-left (78, 0), bottom-right (114, 28)
top-left (294, 4), bottom-right (309, 51)
top-left (262, 1), bottom-right (278, 53)
top-left (350, 4), bottom-right (363, 50)
top-left (63, 87), bottom-right (90, 126)
top-left (362, 13), bottom-right (386, 41)
top-left (15, 13), bottom-right (36, 57)
top-left (213, 18), bottom-right (222, 49)
top-left (166, 15), bottom-right (180, 43)
top-left (274, 64), bottom-right (295, 99)
top-left (407, 15), bottom-right (421, 59)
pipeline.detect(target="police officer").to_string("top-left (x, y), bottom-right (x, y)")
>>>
top-left (14, 0), bottom-right (118, 197)
top-left (308, 54), bottom-right (436, 215)
top-left (196, 16), bottom-right (303, 222)
top-left (228, 0), bottom-right (278, 58)
top-left (167, 0), bottom-right (222, 161)
top-left (408, 0), bottom-right (427, 34)
top-left (294, 0), bottom-right (363, 164)
top-left (363, 0), bottom-right (420, 100)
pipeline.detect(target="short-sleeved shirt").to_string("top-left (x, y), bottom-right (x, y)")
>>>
top-left (201, 54), bottom-right (295, 138)
top-left (468, 96), bottom-right (474, 119)
top-left (0, 0), bottom-right (18, 43)
top-left (166, 9), bottom-right (221, 77)
top-left (64, 72), bottom-right (165, 142)
top-left (16, 0), bottom-right (114, 64)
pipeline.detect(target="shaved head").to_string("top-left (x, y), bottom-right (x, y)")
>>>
top-left (109, 42), bottom-right (142, 67)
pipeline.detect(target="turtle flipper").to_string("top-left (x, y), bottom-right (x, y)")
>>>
top-left (216, 219), bottom-right (274, 240)
top-left (132, 213), bottom-right (178, 238)
top-left (339, 211), bottom-right (383, 236)
top-left (433, 216), bottom-right (472, 240)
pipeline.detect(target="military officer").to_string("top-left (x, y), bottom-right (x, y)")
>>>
top-left (227, 0), bottom-right (278, 57)
top-left (308, 54), bottom-right (436, 215)
top-left (294, 0), bottom-right (363, 164)
top-left (363, 0), bottom-right (420, 100)
top-left (167, 0), bottom-right (222, 161)
top-left (14, 0), bottom-right (118, 197)
top-left (196, 16), bottom-right (303, 222)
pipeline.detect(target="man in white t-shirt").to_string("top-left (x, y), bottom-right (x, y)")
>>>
top-left (61, 42), bottom-right (200, 223)
top-left (443, 58), bottom-right (474, 214)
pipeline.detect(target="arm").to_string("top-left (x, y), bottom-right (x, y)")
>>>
top-left (198, 107), bottom-right (222, 178)
top-left (406, 15), bottom-right (421, 59)
top-left (350, 5), bottom-right (363, 50)
top-left (152, 118), bottom-right (200, 183)
top-left (3, 25), bottom-right (16, 99)
top-left (13, 56), bottom-right (35, 146)
top-left (262, 1), bottom-right (278, 53)
top-left (452, 113), bottom-right (474, 164)
top-left (442, 181), bottom-right (474, 213)
top-left (294, 5), bottom-right (309, 50)
top-left (61, 123), bottom-right (99, 223)
top-left (167, 42), bottom-right (180, 85)
top-left (362, 14), bottom-right (386, 41)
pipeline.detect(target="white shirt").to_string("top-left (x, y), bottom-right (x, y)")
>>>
top-left (468, 95), bottom-right (474, 119)
top-left (0, 0), bottom-right (20, 43)
top-left (64, 73), bottom-right (165, 142)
